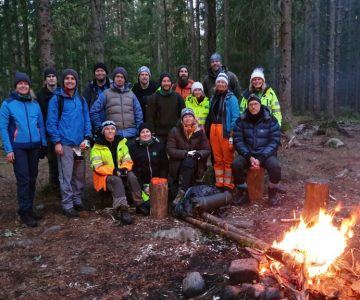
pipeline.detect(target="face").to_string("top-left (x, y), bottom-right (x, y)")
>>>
top-left (161, 77), bottom-right (172, 91)
top-left (45, 74), bottom-right (57, 87)
top-left (140, 128), bottom-right (152, 141)
top-left (215, 80), bottom-right (228, 93)
top-left (104, 126), bottom-right (116, 141)
top-left (248, 101), bottom-right (261, 115)
top-left (178, 68), bottom-right (188, 79)
top-left (139, 72), bottom-right (150, 85)
top-left (210, 60), bottom-right (221, 72)
top-left (252, 77), bottom-right (264, 90)
top-left (95, 68), bottom-right (107, 81)
top-left (193, 88), bottom-right (203, 98)
top-left (16, 81), bottom-right (30, 95)
top-left (64, 75), bottom-right (76, 90)
top-left (182, 114), bottom-right (195, 126)
top-left (114, 73), bottom-right (125, 87)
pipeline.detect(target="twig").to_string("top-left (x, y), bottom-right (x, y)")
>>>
top-left (280, 218), bottom-right (301, 223)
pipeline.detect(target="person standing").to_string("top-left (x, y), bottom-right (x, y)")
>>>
top-left (173, 65), bottom-right (194, 100)
top-left (240, 67), bottom-right (282, 126)
top-left (0, 72), bottom-right (47, 227)
top-left (205, 73), bottom-right (240, 191)
top-left (36, 67), bottom-right (59, 186)
top-left (46, 69), bottom-right (92, 218)
top-left (146, 72), bottom-right (185, 144)
top-left (132, 66), bottom-right (159, 120)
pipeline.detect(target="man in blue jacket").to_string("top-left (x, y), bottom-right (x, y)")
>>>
top-left (90, 67), bottom-right (143, 142)
top-left (46, 69), bottom-right (92, 218)
top-left (232, 94), bottom-right (281, 206)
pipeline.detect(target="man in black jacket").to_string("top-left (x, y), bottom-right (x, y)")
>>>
top-left (232, 94), bottom-right (281, 206)
top-left (36, 67), bottom-right (58, 186)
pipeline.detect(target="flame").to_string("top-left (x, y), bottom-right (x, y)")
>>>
top-left (272, 209), bottom-right (357, 280)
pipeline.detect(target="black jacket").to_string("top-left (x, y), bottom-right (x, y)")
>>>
top-left (132, 80), bottom-right (159, 119)
top-left (83, 77), bottom-right (111, 109)
top-left (36, 86), bottom-right (56, 123)
top-left (128, 136), bottom-right (168, 185)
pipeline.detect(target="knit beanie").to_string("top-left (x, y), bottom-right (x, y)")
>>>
top-left (181, 108), bottom-right (195, 119)
top-left (247, 94), bottom-right (261, 104)
top-left (210, 52), bottom-right (222, 63)
top-left (14, 72), bottom-right (31, 87)
top-left (138, 122), bottom-right (154, 134)
top-left (62, 69), bottom-right (79, 86)
top-left (250, 67), bottom-right (265, 82)
top-left (43, 67), bottom-right (57, 79)
top-left (138, 66), bottom-right (151, 77)
top-left (101, 120), bottom-right (117, 134)
top-left (177, 65), bottom-right (189, 76)
top-left (93, 62), bottom-right (108, 74)
top-left (112, 67), bottom-right (128, 82)
top-left (159, 72), bottom-right (173, 84)
top-left (215, 72), bottom-right (228, 85)
top-left (191, 82), bottom-right (204, 93)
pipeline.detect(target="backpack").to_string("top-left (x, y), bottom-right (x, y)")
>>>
top-left (57, 94), bottom-right (85, 121)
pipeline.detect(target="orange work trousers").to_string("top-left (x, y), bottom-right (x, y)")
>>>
top-left (209, 124), bottom-right (235, 189)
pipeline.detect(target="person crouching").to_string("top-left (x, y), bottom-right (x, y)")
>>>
top-left (90, 120), bottom-right (145, 225)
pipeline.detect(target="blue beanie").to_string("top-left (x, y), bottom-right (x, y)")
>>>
top-left (112, 67), bottom-right (128, 81)
top-left (14, 72), bottom-right (31, 87)
top-left (62, 69), bottom-right (79, 86)
top-left (210, 52), bottom-right (222, 63)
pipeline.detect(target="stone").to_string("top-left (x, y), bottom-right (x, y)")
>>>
top-left (182, 272), bottom-right (205, 298)
top-left (43, 225), bottom-right (62, 235)
top-left (154, 227), bottom-right (201, 242)
top-left (220, 285), bottom-right (242, 300)
top-left (264, 287), bottom-right (281, 300)
top-left (325, 138), bottom-right (344, 148)
top-left (253, 283), bottom-right (266, 298)
top-left (80, 266), bottom-right (97, 275)
top-left (229, 258), bottom-right (259, 285)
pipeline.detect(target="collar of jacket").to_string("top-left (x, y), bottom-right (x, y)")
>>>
top-left (242, 106), bottom-right (271, 121)
top-left (91, 77), bottom-right (111, 89)
top-left (111, 82), bottom-right (130, 93)
top-left (158, 88), bottom-right (173, 96)
top-left (207, 65), bottom-right (228, 79)
top-left (10, 91), bottom-right (32, 102)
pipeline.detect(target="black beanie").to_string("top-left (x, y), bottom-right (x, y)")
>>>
top-left (93, 62), bottom-right (108, 74)
top-left (112, 67), bottom-right (128, 81)
top-left (159, 72), bottom-right (173, 84)
top-left (14, 72), bottom-right (31, 87)
top-left (177, 65), bottom-right (189, 76)
top-left (43, 67), bottom-right (57, 79)
top-left (62, 69), bottom-right (79, 86)
top-left (247, 93), bottom-right (261, 104)
top-left (138, 122), bottom-right (154, 135)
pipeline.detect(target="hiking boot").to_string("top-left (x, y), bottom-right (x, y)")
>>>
top-left (20, 212), bottom-right (38, 227)
top-left (30, 210), bottom-right (43, 220)
top-left (120, 211), bottom-right (134, 225)
top-left (268, 187), bottom-right (280, 206)
top-left (74, 203), bottom-right (86, 211)
top-left (232, 184), bottom-right (249, 205)
top-left (173, 189), bottom-right (185, 206)
top-left (63, 207), bottom-right (79, 218)
top-left (136, 204), bottom-right (150, 216)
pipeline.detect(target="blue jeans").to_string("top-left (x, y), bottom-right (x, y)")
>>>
top-left (13, 147), bottom-right (40, 215)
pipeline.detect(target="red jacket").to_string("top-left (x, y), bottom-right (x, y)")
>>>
top-left (174, 80), bottom-right (194, 100)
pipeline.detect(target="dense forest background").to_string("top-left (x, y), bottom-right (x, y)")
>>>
top-left (0, 0), bottom-right (359, 124)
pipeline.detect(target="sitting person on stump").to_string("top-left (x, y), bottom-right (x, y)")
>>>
top-left (167, 108), bottom-right (211, 206)
top-left (232, 94), bottom-right (281, 206)
top-left (128, 122), bottom-right (168, 211)
top-left (90, 120), bottom-right (149, 224)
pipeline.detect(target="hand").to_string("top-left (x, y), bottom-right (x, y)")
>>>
top-left (192, 152), bottom-right (202, 160)
top-left (119, 168), bottom-right (128, 177)
top-left (80, 139), bottom-right (90, 150)
top-left (250, 156), bottom-right (260, 169)
top-left (55, 143), bottom-right (63, 156)
top-left (5, 152), bottom-right (15, 163)
top-left (186, 150), bottom-right (196, 158)
top-left (39, 146), bottom-right (48, 159)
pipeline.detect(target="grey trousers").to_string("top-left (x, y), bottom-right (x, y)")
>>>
top-left (57, 145), bottom-right (85, 210)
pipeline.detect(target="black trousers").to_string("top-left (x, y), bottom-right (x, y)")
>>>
top-left (178, 157), bottom-right (197, 191)
top-left (232, 155), bottom-right (281, 185)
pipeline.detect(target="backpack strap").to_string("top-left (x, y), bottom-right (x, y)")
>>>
top-left (57, 94), bottom-right (85, 121)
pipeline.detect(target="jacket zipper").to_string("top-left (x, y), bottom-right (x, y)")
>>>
top-left (24, 102), bottom-right (32, 143)
top-left (146, 146), bottom-right (153, 178)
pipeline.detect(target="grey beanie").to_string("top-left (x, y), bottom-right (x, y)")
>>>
top-left (62, 69), bottom-right (79, 86)
top-left (210, 52), bottom-right (222, 63)
top-left (138, 66), bottom-right (151, 77)
top-left (112, 67), bottom-right (128, 81)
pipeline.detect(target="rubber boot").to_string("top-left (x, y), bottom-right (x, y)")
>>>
top-left (120, 210), bottom-right (134, 225)
top-left (268, 187), bottom-right (280, 206)
top-left (232, 183), bottom-right (249, 205)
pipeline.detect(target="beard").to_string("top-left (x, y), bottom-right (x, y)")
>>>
top-left (178, 77), bottom-right (188, 88)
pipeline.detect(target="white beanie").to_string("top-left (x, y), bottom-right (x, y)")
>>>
top-left (191, 81), bottom-right (204, 93)
top-left (250, 67), bottom-right (265, 82)
top-left (215, 72), bottom-right (228, 85)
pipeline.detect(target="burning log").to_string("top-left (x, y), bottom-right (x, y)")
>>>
top-left (303, 178), bottom-right (329, 223)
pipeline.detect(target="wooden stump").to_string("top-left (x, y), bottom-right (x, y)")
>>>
top-left (302, 178), bottom-right (329, 223)
top-left (247, 167), bottom-right (265, 202)
top-left (150, 177), bottom-right (168, 219)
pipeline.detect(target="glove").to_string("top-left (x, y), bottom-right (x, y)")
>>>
top-left (192, 152), bottom-right (202, 161)
top-left (186, 150), bottom-right (196, 158)
top-left (39, 146), bottom-right (48, 159)
top-left (119, 168), bottom-right (128, 177)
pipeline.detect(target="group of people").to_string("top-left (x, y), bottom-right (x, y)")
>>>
top-left (0, 52), bottom-right (283, 228)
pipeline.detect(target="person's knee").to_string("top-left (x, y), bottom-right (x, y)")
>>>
top-left (182, 157), bottom-right (196, 168)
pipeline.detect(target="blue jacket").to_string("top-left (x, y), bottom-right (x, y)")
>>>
top-left (0, 92), bottom-right (46, 153)
top-left (233, 106), bottom-right (280, 160)
top-left (205, 91), bottom-right (240, 138)
top-left (46, 88), bottom-right (92, 146)
top-left (90, 83), bottom-right (143, 138)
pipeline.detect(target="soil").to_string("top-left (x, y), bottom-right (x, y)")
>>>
top-left (1, 122), bottom-right (360, 300)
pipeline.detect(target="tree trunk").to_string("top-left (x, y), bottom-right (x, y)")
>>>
top-left (195, 0), bottom-right (201, 80)
top-left (223, 0), bottom-right (229, 66)
top-left (279, 0), bottom-right (292, 125)
top-left (206, 0), bottom-right (216, 64)
top-left (90, 0), bottom-right (105, 62)
top-left (301, 0), bottom-right (311, 114)
top-left (334, 0), bottom-right (343, 112)
top-left (313, 0), bottom-right (321, 117)
top-left (20, 0), bottom-right (31, 76)
top-left (163, 0), bottom-right (169, 71)
top-left (36, 0), bottom-right (55, 69)
top-left (327, 0), bottom-right (336, 119)
top-left (189, 0), bottom-right (197, 80)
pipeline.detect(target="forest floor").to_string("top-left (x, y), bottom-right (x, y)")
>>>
top-left (1, 121), bottom-right (360, 300)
